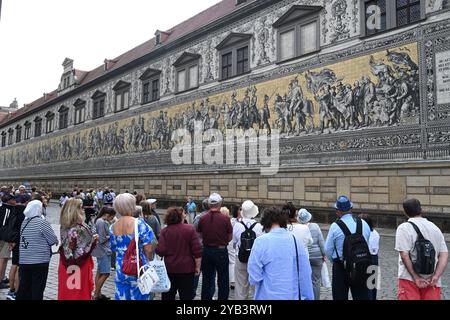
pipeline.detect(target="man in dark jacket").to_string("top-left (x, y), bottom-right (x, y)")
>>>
top-left (0, 193), bottom-right (25, 299)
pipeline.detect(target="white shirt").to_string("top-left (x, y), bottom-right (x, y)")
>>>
top-left (232, 218), bottom-right (264, 250)
top-left (395, 217), bottom-right (448, 286)
top-left (288, 223), bottom-right (313, 255)
top-left (369, 230), bottom-right (380, 255)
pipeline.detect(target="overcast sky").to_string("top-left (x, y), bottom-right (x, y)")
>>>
top-left (0, 0), bottom-right (219, 108)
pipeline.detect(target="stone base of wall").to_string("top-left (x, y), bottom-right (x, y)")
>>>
top-left (3, 160), bottom-right (450, 231)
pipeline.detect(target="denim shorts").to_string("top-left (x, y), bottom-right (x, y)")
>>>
top-left (97, 255), bottom-right (112, 275)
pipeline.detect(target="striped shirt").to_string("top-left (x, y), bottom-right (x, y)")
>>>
top-left (19, 216), bottom-right (58, 265)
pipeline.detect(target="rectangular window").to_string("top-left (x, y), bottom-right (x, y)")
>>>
top-left (8, 132), bottom-right (13, 145)
top-left (300, 22), bottom-right (318, 55)
top-left (221, 52), bottom-right (233, 80)
top-left (35, 122), bottom-right (42, 137)
top-left (236, 46), bottom-right (249, 75)
top-left (75, 106), bottom-right (85, 124)
top-left (151, 79), bottom-right (160, 101)
top-left (16, 128), bottom-right (22, 143)
top-left (1, 134), bottom-right (6, 147)
top-left (143, 82), bottom-right (150, 103)
top-left (59, 112), bottom-right (68, 129)
top-left (46, 117), bottom-right (54, 133)
top-left (280, 29), bottom-right (295, 61)
top-left (177, 69), bottom-right (186, 92)
top-left (116, 94), bottom-right (122, 111)
top-left (396, 0), bottom-right (421, 27)
top-left (189, 65), bottom-right (198, 89)
top-left (123, 91), bottom-right (129, 109)
top-left (25, 126), bottom-right (31, 140)
top-left (115, 90), bottom-right (129, 112)
top-left (93, 99), bottom-right (105, 119)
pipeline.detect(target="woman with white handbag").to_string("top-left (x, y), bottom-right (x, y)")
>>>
top-left (156, 207), bottom-right (202, 300)
top-left (109, 193), bottom-right (156, 300)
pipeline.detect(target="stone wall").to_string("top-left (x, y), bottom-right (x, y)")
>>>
top-left (3, 161), bottom-right (450, 231)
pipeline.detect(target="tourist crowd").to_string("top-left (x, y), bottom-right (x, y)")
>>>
top-left (0, 184), bottom-right (448, 301)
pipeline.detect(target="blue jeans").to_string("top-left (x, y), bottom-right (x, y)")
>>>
top-left (201, 247), bottom-right (229, 300)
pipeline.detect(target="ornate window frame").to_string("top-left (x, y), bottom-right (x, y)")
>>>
top-left (58, 106), bottom-right (69, 130)
top-left (74, 99), bottom-right (86, 125)
top-left (113, 80), bottom-right (131, 113)
top-left (92, 91), bottom-right (106, 119)
top-left (273, 5), bottom-right (322, 63)
top-left (140, 68), bottom-right (161, 104)
top-left (45, 111), bottom-right (55, 134)
top-left (34, 116), bottom-right (42, 138)
top-left (217, 33), bottom-right (252, 81)
top-left (173, 52), bottom-right (201, 94)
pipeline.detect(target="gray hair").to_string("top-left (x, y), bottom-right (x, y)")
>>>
top-left (113, 193), bottom-right (137, 217)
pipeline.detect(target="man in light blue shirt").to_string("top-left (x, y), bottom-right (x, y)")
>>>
top-left (325, 196), bottom-right (371, 300)
top-left (248, 207), bottom-right (314, 300)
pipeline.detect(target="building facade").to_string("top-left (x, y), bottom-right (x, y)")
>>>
top-left (1, 0), bottom-right (450, 229)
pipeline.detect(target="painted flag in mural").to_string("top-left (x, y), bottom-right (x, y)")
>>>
top-left (386, 49), bottom-right (418, 71)
top-left (305, 69), bottom-right (338, 95)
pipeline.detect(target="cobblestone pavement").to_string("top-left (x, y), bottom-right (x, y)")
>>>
top-left (1, 201), bottom-right (449, 300)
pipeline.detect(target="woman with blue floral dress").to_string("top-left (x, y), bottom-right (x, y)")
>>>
top-left (110, 193), bottom-right (155, 300)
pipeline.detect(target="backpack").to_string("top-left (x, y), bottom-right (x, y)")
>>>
top-left (335, 218), bottom-right (372, 286)
top-left (238, 221), bottom-right (258, 263)
top-left (0, 205), bottom-right (20, 243)
top-left (104, 193), bottom-right (114, 203)
top-left (408, 222), bottom-right (436, 275)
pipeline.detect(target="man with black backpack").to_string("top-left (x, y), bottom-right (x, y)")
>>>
top-left (395, 198), bottom-right (448, 300)
top-left (232, 200), bottom-right (263, 300)
top-left (325, 196), bottom-right (372, 300)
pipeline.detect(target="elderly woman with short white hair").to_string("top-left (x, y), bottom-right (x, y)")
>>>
top-left (109, 193), bottom-right (155, 300)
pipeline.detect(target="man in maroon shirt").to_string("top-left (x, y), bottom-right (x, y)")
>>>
top-left (198, 193), bottom-right (232, 300)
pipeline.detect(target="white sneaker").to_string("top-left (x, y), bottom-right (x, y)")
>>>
top-left (5, 291), bottom-right (16, 300)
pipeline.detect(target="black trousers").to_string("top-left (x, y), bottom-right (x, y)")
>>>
top-left (201, 247), bottom-right (229, 301)
top-left (162, 273), bottom-right (195, 301)
top-left (332, 262), bottom-right (369, 301)
top-left (16, 263), bottom-right (49, 300)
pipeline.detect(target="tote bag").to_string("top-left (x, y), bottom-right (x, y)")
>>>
top-left (321, 262), bottom-right (331, 288)
top-left (131, 218), bottom-right (160, 295)
top-left (149, 256), bottom-right (171, 293)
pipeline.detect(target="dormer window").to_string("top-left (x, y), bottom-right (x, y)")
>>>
top-left (45, 111), bottom-right (55, 133)
top-left (217, 33), bottom-right (252, 80)
top-left (74, 99), bottom-right (86, 125)
top-left (59, 106), bottom-right (69, 129)
top-left (34, 117), bottom-right (42, 138)
top-left (273, 5), bottom-right (322, 62)
top-left (173, 52), bottom-right (201, 93)
top-left (140, 68), bottom-right (161, 104)
top-left (156, 33), bottom-right (161, 45)
top-left (113, 80), bottom-right (131, 112)
top-left (92, 91), bottom-right (106, 119)
top-left (15, 125), bottom-right (22, 143)
top-left (24, 121), bottom-right (31, 140)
